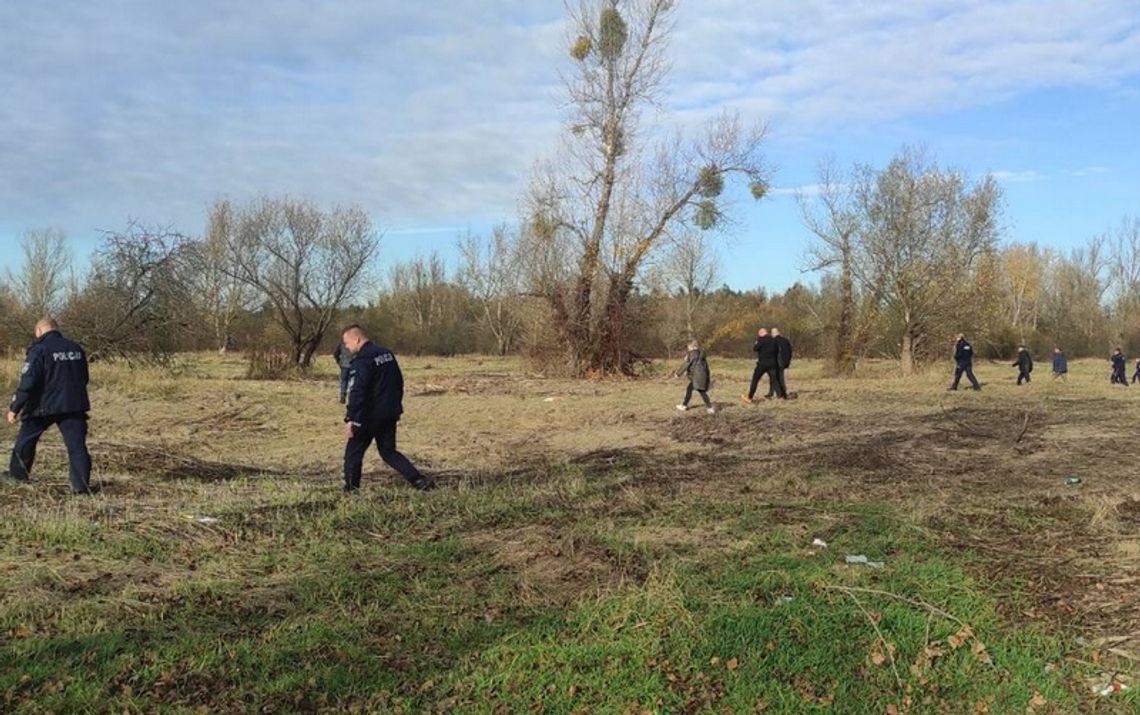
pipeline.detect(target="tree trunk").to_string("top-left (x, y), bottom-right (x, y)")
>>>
top-left (900, 331), bottom-right (915, 376)
top-left (833, 257), bottom-right (856, 376)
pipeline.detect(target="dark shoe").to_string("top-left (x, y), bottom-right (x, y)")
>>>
top-left (343, 485), bottom-right (360, 494)
top-left (412, 477), bottom-right (437, 491)
top-left (3, 471), bottom-right (30, 485)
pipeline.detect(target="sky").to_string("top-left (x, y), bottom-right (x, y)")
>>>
top-left (1, 0), bottom-right (1138, 293)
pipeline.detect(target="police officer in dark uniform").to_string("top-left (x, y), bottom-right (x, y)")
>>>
top-left (1110, 348), bottom-right (1129, 386)
top-left (768, 327), bottom-right (793, 399)
top-left (340, 324), bottom-right (435, 492)
top-left (742, 328), bottom-right (779, 403)
top-left (5, 319), bottom-right (92, 494)
top-left (948, 333), bottom-right (981, 391)
top-left (1012, 345), bottom-right (1033, 385)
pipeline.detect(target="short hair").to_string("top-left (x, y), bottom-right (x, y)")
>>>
top-left (341, 323), bottom-right (365, 337)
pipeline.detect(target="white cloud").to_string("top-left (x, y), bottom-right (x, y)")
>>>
top-left (991, 170), bottom-right (1048, 183)
top-left (0, 0), bottom-right (1137, 242)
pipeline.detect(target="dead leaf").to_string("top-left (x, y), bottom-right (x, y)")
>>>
top-left (726, 657), bottom-right (739, 671)
top-left (709, 656), bottom-right (721, 667)
top-left (1027, 691), bottom-right (1047, 712)
top-left (972, 640), bottom-right (993, 666)
top-left (871, 650), bottom-right (888, 666)
top-left (974, 699), bottom-right (989, 714)
top-left (948, 625), bottom-right (974, 650)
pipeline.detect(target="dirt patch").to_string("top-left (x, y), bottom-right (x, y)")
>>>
top-left (467, 524), bottom-right (634, 605)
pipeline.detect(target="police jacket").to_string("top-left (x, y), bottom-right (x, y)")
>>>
top-left (1013, 351), bottom-right (1033, 372)
top-left (1052, 353), bottom-right (1068, 373)
top-left (674, 349), bottom-right (711, 391)
top-left (9, 331), bottom-right (91, 418)
top-left (775, 335), bottom-right (793, 369)
top-left (1112, 353), bottom-right (1126, 372)
top-left (954, 339), bottom-right (974, 367)
top-left (753, 336), bottom-right (780, 367)
top-left (345, 341), bottom-right (404, 426)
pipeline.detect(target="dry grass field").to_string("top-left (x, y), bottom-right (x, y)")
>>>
top-left (1, 353), bottom-right (1137, 713)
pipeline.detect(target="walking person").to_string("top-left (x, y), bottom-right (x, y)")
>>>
top-left (742, 328), bottom-right (779, 403)
top-left (768, 328), bottom-right (793, 399)
top-left (1052, 347), bottom-right (1068, 381)
top-left (948, 333), bottom-right (982, 391)
top-left (332, 340), bottom-right (355, 404)
top-left (340, 325), bottom-right (435, 492)
top-left (674, 340), bottom-right (714, 414)
top-left (1132, 358), bottom-right (1140, 385)
top-left (1111, 348), bottom-right (1129, 386)
top-left (5, 318), bottom-right (93, 495)
top-left (1012, 345), bottom-right (1033, 385)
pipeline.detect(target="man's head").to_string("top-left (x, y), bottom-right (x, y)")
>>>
top-left (341, 324), bottom-right (368, 353)
top-left (1017, 345), bottom-right (1025, 352)
top-left (1054, 347), bottom-right (1062, 354)
top-left (687, 340), bottom-right (700, 351)
top-left (757, 328), bottom-right (768, 338)
top-left (1114, 347), bottom-right (1123, 355)
top-left (956, 333), bottom-right (965, 342)
top-left (771, 328), bottom-right (781, 337)
top-left (34, 317), bottom-right (59, 338)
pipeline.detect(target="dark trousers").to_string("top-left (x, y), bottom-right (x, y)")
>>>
top-left (9, 414), bottom-right (92, 493)
top-left (950, 365), bottom-right (981, 390)
top-left (683, 383), bottom-right (712, 407)
top-left (767, 366), bottom-right (788, 398)
top-left (338, 368), bottom-right (351, 404)
top-left (748, 365), bottom-right (776, 399)
top-left (1017, 370), bottom-right (1031, 385)
top-left (1133, 371), bottom-right (1140, 384)
top-left (344, 419), bottom-right (423, 490)
top-left (1112, 369), bottom-right (1129, 386)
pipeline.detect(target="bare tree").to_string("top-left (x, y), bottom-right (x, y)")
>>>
top-left (524, 0), bottom-right (769, 375)
top-left (458, 226), bottom-right (526, 356)
top-left (62, 222), bottom-right (191, 359)
top-left (656, 228), bottom-right (720, 349)
top-left (849, 148), bottom-right (1003, 375)
top-left (218, 198), bottom-right (379, 367)
top-left (799, 160), bottom-right (860, 375)
top-left (186, 200), bottom-right (259, 353)
top-left (8, 228), bottom-right (73, 318)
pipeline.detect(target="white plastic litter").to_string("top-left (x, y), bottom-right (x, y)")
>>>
top-left (812, 538), bottom-right (828, 548)
top-left (844, 554), bottom-right (885, 569)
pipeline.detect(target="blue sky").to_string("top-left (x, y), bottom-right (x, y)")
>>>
top-left (1, 0), bottom-right (1138, 294)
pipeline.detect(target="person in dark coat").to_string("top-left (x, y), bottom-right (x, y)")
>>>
top-left (1133, 359), bottom-right (1140, 385)
top-left (332, 341), bottom-right (355, 404)
top-left (948, 333), bottom-right (981, 391)
top-left (1110, 348), bottom-right (1129, 386)
top-left (674, 340), bottom-right (714, 414)
top-left (5, 318), bottom-right (92, 494)
top-left (742, 328), bottom-right (779, 403)
top-left (1012, 345), bottom-right (1033, 385)
top-left (768, 328), bottom-right (792, 399)
top-left (1052, 347), bottom-right (1068, 381)
top-left (340, 325), bottom-right (434, 492)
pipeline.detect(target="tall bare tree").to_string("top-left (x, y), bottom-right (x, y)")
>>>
top-left (799, 160), bottom-right (860, 375)
top-left (524, 0), bottom-right (769, 375)
top-left (849, 148), bottom-right (1003, 375)
top-left (186, 200), bottom-right (259, 353)
top-left (217, 198), bottom-right (379, 367)
top-left (458, 226), bottom-right (526, 356)
top-left (8, 228), bottom-right (73, 318)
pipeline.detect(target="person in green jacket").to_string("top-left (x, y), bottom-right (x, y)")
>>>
top-left (674, 340), bottom-right (714, 414)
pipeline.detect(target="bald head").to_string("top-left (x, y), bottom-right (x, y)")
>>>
top-left (771, 327), bottom-right (781, 336)
top-left (34, 318), bottom-right (60, 338)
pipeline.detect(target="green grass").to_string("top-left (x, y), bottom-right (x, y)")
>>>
top-left (2, 469), bottom-right (1125, 714)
